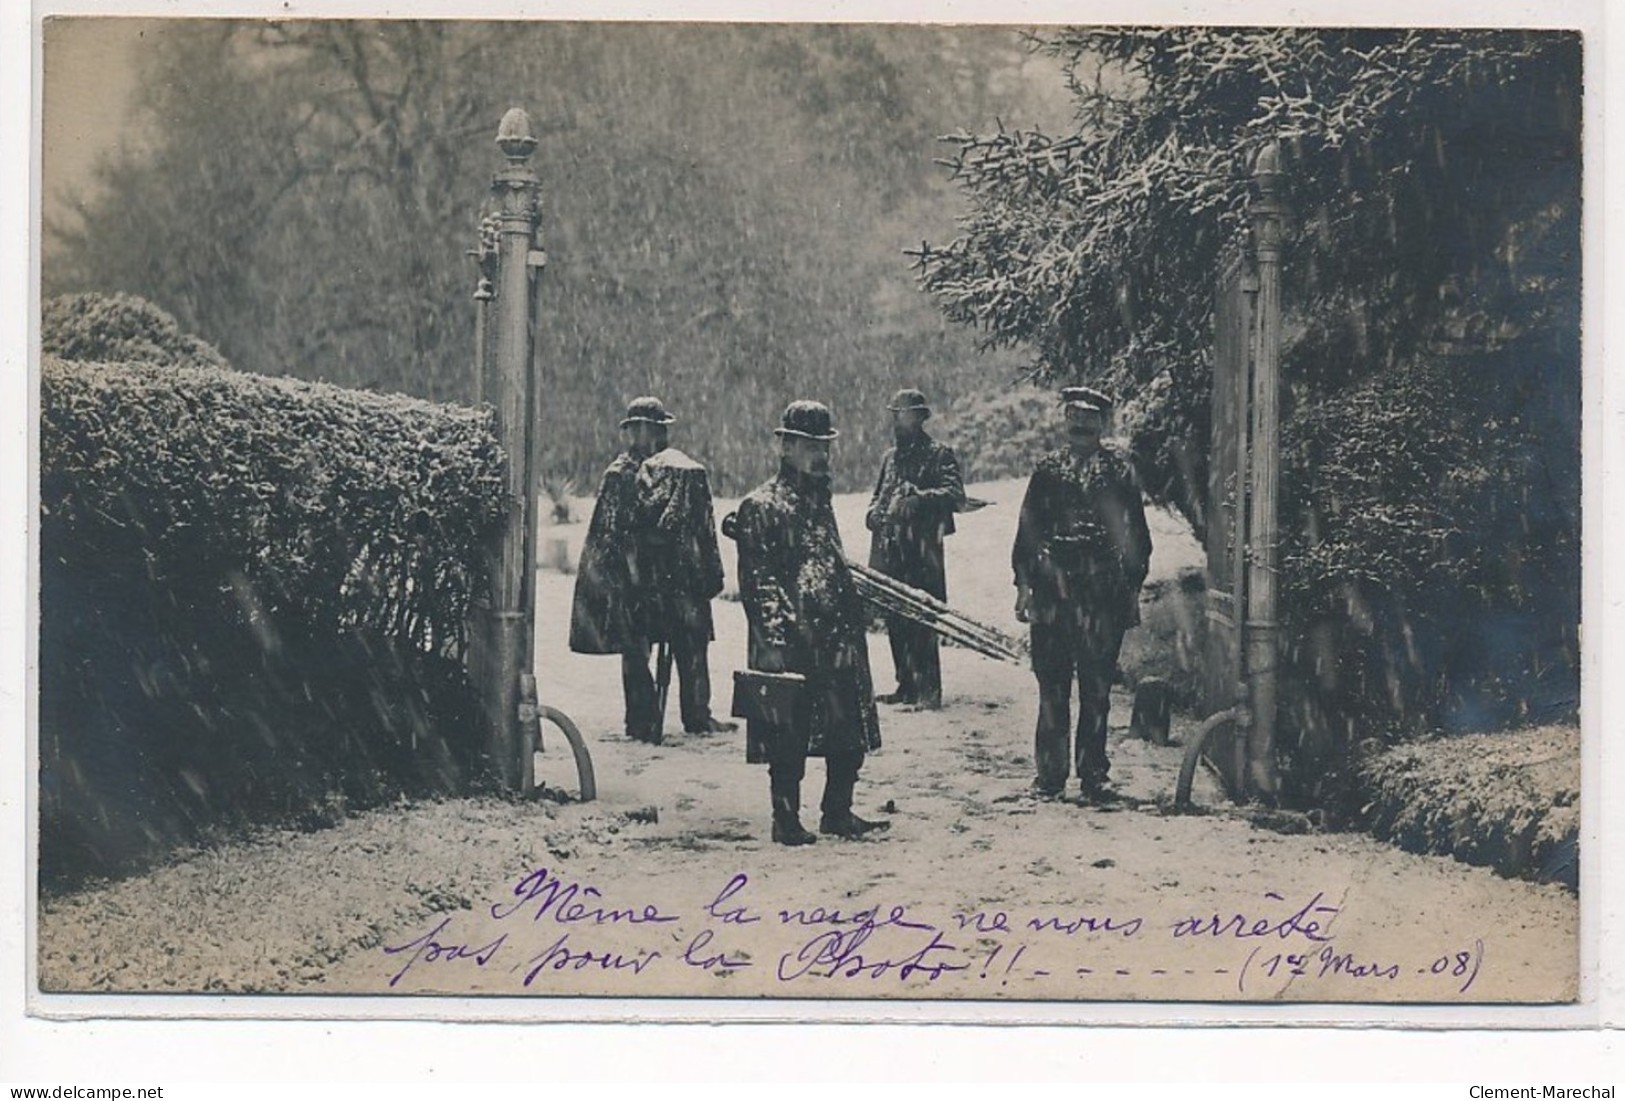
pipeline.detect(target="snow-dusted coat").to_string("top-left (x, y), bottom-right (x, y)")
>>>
top-left (1012, 444), bottom-right (1152, 629)
top-left (635, 447), bottom-right (725, 642)
top-left (733, 462), bottom-right (882, 762)
top-left (568, 451), bottom-right (646, 655)
top-left (864, 430), bottom-right (966, 602)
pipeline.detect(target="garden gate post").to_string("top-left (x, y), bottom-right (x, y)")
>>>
top-left (1244, 141), bottom-right (1285, 799)
top-left (468, 108), bottom-right (544, 791)
top-left (1184, 140), bottom-right (1286, 806)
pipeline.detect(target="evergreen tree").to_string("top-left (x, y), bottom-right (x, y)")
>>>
top-left (914, 29), bottom-right (1581, 762)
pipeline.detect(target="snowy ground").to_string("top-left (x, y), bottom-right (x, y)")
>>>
top-left (36, 479), bottom-right (1578, 1005)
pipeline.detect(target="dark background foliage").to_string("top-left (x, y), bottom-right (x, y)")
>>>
top-left (41, 291), bottom-right (232, 371)
top-left (44, 21), bottom-right (1068, 496)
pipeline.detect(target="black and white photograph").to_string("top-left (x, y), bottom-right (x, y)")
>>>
top-left (26, 8), bottom-right (1594, 1016)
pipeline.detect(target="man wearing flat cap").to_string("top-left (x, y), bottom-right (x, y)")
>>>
top-left (865, 388), bottom-right (967, 710)
top-left (729, 400), bottom-right (888, 844)
top-left (570, 396), bottom-right (734, 744)
top-left (1012, 385), bottom-right (1152, 800)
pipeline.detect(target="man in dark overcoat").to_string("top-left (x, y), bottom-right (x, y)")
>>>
top-left (636, 443), bottom-right (736, 737)
top-left (730, 400), bottom-right (888, 845)
top-left (570, 396), bottom-right (733, 743)
top-left (1012, 386), bottom-right (1152, 799)
top-left (865, 387), bottom-right (967, 710)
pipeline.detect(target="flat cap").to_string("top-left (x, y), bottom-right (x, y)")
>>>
top-left (1059, 385), bottom-right (1114, 413)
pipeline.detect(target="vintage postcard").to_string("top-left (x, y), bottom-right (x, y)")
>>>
top-left (27, 3), bottom-right (1598, 1024)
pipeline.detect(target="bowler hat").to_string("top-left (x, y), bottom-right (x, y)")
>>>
top-left (774, 400), bottom-right (840, 440)
top-left (1059, 385), bottom-right (1113, 413)
top-left (886, 388), bottom-right (931, 416)
top-left (620, 396), bottom-right (677, 427)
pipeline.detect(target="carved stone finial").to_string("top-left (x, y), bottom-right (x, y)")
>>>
top-left (496, 107), bottom-right (537, 163)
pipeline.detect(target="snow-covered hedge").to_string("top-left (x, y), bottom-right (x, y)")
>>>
top-left (39, 295), bottom-right (510, 882)
top-left (1357, 725), bottom-right (1578, 890)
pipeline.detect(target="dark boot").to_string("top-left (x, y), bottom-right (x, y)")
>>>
top-left (771, 785), bottom-right (817, 846)
top-left (1079, 771), bottom-right (1117, 804)
top-left (818, 757), bottom-right (890, 838)
top-left (819, 811), bottom-right (890, 839)
top-left (686, 716), bottom-right (739, 734)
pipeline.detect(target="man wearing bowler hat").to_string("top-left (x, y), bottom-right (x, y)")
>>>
top-left (570, 396), bottom-right (734, 743)
top-left (866, 388), bottom-right (967, 710)
top-left (729, 400), bottom-right (888, 844)
top-left (1012, 385), bottom-right (1152, 800)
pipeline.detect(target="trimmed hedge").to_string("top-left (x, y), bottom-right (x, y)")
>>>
top-left (40, 338), bottom-right (508, 884)
top-left (1356, 725), bottom-right (1578, 890)
top-left (1274, 352), bottom-right (1580, 805)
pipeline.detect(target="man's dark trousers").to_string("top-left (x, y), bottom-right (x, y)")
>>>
top-left (621, 599), bottom-right (716, 739)
top-left (1030, 603), bottom-right (1126, 792)
top-left (878, 536), bottom-right (947, 707)
top-left (885, 612), bottom-right (941, 707)
top-left (765, 677), bottom-right (865, 826)
top-left (620, 639), bottom-right (659, 741)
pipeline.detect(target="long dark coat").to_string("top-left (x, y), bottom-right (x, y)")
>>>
top-left (635, 447), bottom-right (725, 643)
top-left (864, 431), bottom-right (966, 601)
top-left (733, 462), bottom-right (882, 762)
top-left (1012, 444), bottom-right (1153, 629)
top-left (568, 452), bottom-right (645, 655)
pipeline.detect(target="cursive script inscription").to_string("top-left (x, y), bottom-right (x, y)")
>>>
top-left (490, 867), bottom-right (680, 927)
top-left (778, 902), bottom-right (933, 932)
top-left (381, 916), bottom-right (507, 988)
top-left (952, 910), bottom-right (1013, 934)
top-left (516, 933), bottom-right (661, 986)
top-left (777, 924), bottom-right (968, 982)
top-left (681, 928), bottom-right (752, 971)
top-left (1237, 940), bottom-right (1424, 995)
top-left (1026, 910), bottom-right (1145, 938)
top-left (704, 874), bottom-right (762, 926)
top-left (373, 872), bottom-right (1498, 998)
top-left (1170, 890), bottom-right (1339, 944)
